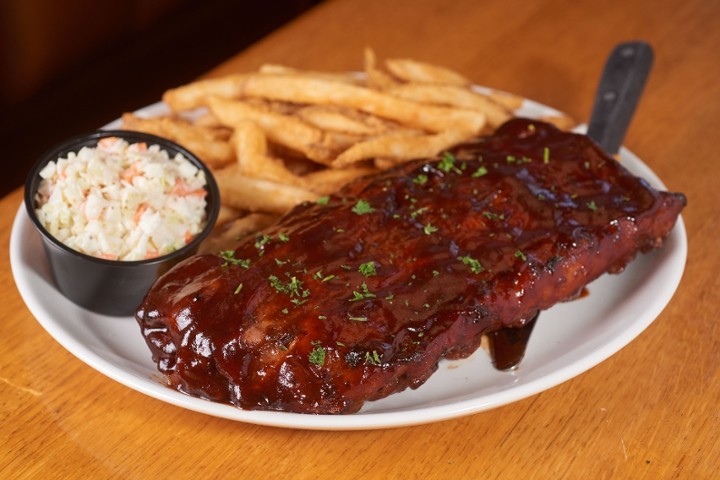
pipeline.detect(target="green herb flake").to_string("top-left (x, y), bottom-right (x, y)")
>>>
top-left (587, 200), bottom-right (598, 211)
top-left (410, 206), bottom-right (430, 219)
top-left (316, 196), bottom-right (330, 205)
top-left (413, 174), bottom-right (428, 185)
top-left (318, 315), bottom-right (327, 320)
top-left (359, 261), bottom-right (377, 277)
top-left (219, 250), bottom-right (251, 268)
top-left (349, 282), bottom-right (376, 302)
top-left (254, 234), bottom-right (271, 250)
top-left (482, 211), bottom-right (500, 221)
top-left (347, 313), bottom-right (368, 322)
top-left (472, 166), bottom-right (488, 178)
top-left (308, 344), bottom-right (326, 367)
top-left (423, 223), bottom-right (439, 235)
top-left (278, 232), bottom-right (290, 242)
top-left (506, 155), bottom-right (516, 163)
top-left (514, 250), bottom-right (527, 262)
top-left (458, 255), bottom-right (484, 274)
top-left (234, 283), bottom-right (243, 294)
top-left (365, 350), bottom-right (382, 366)
top-left (438, 152), bottom-right (461, 174)
top-left (432, 270), bottom-right (440, 277)
top-left (543, 147), bottom-right (551, 164)
top-left (352, 199), bottom-right (375, 215)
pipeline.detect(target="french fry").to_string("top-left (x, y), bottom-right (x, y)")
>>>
top-left (537, 114), bottom-right (576, 131)
top-left (214, 165), bottom-right (317, 214)
top-left (162, 74), bottom-right (248, 112)
top-left (231, 120), bottom-right (306, 187)
top-left (386, 83), bottom-right (512, 129)
top-left (120, 113), bottom-right (235, 168)
top-left (238, 75), bottom-right (486, 134)
top-left (333, 129), bottom-right (474, 167)
top-left (199, 212), bottom-right (280, 254)
top-left (487, 90), bottom-right (525, 110)
top-left (302, 166), bottom-right (377, 195)
top-left (384, 58), bottom-right (471, 86)
top-left (208, 97), bottom-right (336, 164)
top-left (363, 47), bottom-right (401, 90)
top-left (295, 105), bottom-right (395, 136)
top-left (258, 64), bottom-right (362, 85)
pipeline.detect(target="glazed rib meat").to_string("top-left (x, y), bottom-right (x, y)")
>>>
top-left (136, 119), bottom-right (686, 414)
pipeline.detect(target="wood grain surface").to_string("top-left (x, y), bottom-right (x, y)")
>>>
top-left (2, 0), bottom-right (719, 478)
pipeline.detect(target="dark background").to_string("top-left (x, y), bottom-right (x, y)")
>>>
top-left (0, 0), bottom-right (322, 197)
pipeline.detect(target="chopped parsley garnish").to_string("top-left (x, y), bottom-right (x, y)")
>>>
top-left (351, 199), bottom-right (375, 215)
top-left (413, 174), bottom-right (428, 185)
top-left (347, 313), bottom-right (368, 322)
top-left (316, 196), bottom-right (330, 205)
top-left (349, 282), bottom-right (376, 302)
top-left (423, 223), bottom-right (439, 235)
top-left (365, 350), bottom-right (382, 366)
top-left (514, 250), bottom-right (527, 262)
top-left (219, 250), bottom-right (251, 268)
top-left (278, 232), bottom-right (290, 242)
top-left (438, 152), bottom-right (461, 173)
top-left (254, 234), bottom-right (271, 250)
top-left (410, 206), bottom-right (429, 219)
top-left (234, 283), bottom-right (243, 294)
top-left (458, 255), bottom-right (484, 274)
top-left (472, 166), bottom-right (488, 178)
top-left (358, 261), bottom-right (377, 277)
top-left (269, 275), bottom-right (309, 299)
top-left (543, 147), bottom-right (551, 164)
top-left (506, 155), bottom-right (516, 163)
top-left (482, 211), bottom-right (501, 220)
top-left (308, 344), bottom-right (326, 367)
top-left (587, 200), bottom-right (598, 211)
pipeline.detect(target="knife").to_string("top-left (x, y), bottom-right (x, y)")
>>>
top-left (587, 41), bottom-right (654, 155)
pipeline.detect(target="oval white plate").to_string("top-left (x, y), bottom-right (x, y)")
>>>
top-left (11, 97), bottom-right (687, 430)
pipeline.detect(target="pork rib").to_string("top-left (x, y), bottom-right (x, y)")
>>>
top-left (136, 119), bottom-right (686, 414)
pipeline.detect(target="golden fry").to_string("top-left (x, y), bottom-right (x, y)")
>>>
top-left (294, 105), bottom-right (392, 136)
top-left (208, 97), bottom-right (336, 164)
top-left (258, 64), bottom-right (362, 84)
top-left (214, 165), bottom-right (317, 214)
top-left (536, 114), bottom-right (576, 131)
top-left (231, 121), bottom-right (306, 187)
top-left (239, 75), bottom-right (486, 134)
top-left (162, 74), bottom-right (248, 112)
top-left (120, 113), bottom-right (235, 168)
top-left (386, 83), bottom-right (513, 129)
top-left (363, 47), bottom-right (401, 90)
top-left (302, 166), bottom-right (377, 195)
top-left (199, 212), bottom-right (280, 254)
top-left (333, 129), bottom-right (475, 167)
top-left (384, 58), bottom-right (470, 86)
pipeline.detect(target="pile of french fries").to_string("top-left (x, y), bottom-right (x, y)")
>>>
top-left (120, 48), bottom-right (573, 252)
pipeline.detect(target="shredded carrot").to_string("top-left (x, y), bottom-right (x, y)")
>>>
top-left (134, 203), bottom-right (149, 225)
top-left (99, 253), bottom-right (119, 261)
top-left (98, 137), bottom-right (118, 148)
top-left (121, 160), bottom-right (142, 183)
top-left (170, 178), bottom-right (206, 197)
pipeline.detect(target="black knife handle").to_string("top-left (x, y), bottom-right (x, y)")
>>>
top-left (587, 41), bottom-right (654, 154)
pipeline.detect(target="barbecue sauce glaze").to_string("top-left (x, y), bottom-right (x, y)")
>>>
top-left (136, 119), bottom-right (686, 414)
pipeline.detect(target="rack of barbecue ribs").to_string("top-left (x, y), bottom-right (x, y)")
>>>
top-left (136, 118), bottom-right (686, 414)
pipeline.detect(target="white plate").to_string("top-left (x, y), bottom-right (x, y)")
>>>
top-left (11, 97), bottom-right (687, 430)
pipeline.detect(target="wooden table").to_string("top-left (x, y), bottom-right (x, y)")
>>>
top-left (2, 0), bottom-right (719, 477)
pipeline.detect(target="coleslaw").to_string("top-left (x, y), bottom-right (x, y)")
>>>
top-left (34, 136), bottom-right (208, 261)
